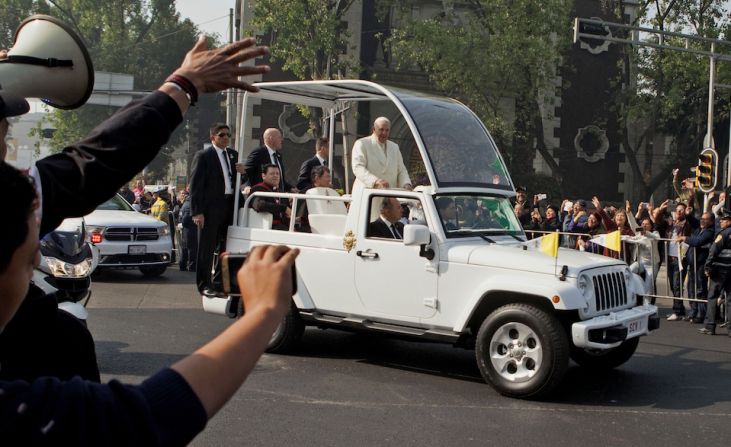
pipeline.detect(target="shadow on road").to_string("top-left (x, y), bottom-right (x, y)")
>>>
top-left (92, 268), bottom-right (196, 285)
top-left (95, 340), bottom-right (187, 377)
top-left (289, 327), bottom-right (731, 410)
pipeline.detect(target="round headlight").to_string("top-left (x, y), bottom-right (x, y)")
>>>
top-left (578, 273), bottom-right (591, 296)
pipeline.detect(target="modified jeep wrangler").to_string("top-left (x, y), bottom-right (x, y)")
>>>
top-left (201, 81), bottom-right (659, 398)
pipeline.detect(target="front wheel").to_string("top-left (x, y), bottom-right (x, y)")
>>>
top-left (266, 303), bottom-right (305, 354)
top-left (570, 337), bottom-right (639, 370)
top-left (475, 303), bottom-right (569, 398)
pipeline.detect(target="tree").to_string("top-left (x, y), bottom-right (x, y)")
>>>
top-left (250, 0), bottom-right (359, 80)
top-left (379, 0), bottom-right (574, 191)
top-left (603, 0), bottom-right (730, 200)
top-left (1, 0), bottom-right (218, 182)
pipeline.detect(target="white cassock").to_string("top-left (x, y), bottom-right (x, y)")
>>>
top-left (351, 135), bottom-right (411, 191)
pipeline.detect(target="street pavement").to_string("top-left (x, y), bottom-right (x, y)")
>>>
top-left (88, 268), bottom-right (731, 447)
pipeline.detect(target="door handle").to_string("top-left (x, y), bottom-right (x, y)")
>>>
top-left (356, 249), bottom-right (379, 259)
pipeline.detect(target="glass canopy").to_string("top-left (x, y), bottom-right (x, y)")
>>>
top-left (247, 80), bottom-right (513, 192)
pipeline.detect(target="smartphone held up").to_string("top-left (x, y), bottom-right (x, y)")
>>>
top-left (221, 251), bottom-right (298, 296)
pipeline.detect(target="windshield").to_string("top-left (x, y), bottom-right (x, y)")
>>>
top-left (96, 194), bottom-right (134, 211)
top-left (434, 195), bottom-right (523, 237)
top-left (392, 91), bottom-right (511, 189)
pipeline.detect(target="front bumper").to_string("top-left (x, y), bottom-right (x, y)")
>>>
top-left (96, 237), bottom-right (172, 268)
top-left (571, 304), bottom-right (658, 349)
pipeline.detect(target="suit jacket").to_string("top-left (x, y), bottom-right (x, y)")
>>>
top-left (368, 218), bottom-right (405, 239)
top-left (297, 155), bottom-right (326, 191)
top-left (352, 135), bottom-right (410, 189)
top-left (244, 145), bottom-right (293, 191)
top-left (189, 145), bottom-right (238, 218)
top-left (250, 182), bottom-right (288, 223)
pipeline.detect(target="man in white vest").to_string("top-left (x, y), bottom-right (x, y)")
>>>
top-left (352, 117), bottom-right (412, 191)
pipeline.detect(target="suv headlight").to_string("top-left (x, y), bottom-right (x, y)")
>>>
top-left (158, 225), bottom-right (170, 236)
top-left (46, 257), bottom-right (93, 278)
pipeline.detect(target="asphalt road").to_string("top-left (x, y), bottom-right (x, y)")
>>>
top-left (88, 268), bottom-right (731, 447)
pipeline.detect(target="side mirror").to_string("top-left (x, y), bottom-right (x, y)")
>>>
top-left (403, 224), bottom-right (430, 246)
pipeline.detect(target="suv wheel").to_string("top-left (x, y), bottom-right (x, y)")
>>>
top-left (569, 337), bottom-right (639, 370)
top-left (266, 303), bottom-right (305, 354)
top-left (475, 303), bottom-right (569, 398)
top-left (139, 266), bottom-right (167, 277)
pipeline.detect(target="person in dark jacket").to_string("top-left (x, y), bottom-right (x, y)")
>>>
top-left (250, 164), bottom-right (291, 230)
top-left (676, 212), bottom-right (714, 323)
top-left (700, 212), bottom-right (731, 336)
top-left (0, 33), bottom-right (291, 444)
top-left (296, 137), bottom-right (329, 191)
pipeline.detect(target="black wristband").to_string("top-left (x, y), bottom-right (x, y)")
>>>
top-left (165, 74), bottom-right (199, 106)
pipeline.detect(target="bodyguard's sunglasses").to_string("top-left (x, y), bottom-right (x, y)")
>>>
top-left (217, 132), bottom-right (231, 137)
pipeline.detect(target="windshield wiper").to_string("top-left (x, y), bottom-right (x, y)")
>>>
top-left (478, 234), bottom-right (495, 243)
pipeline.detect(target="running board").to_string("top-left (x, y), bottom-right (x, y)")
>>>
top-left (299, 311), bottom-right (460, 343)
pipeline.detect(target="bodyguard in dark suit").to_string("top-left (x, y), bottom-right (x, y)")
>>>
top-left (189, 123), bottom-right (243, 291)
top-left (244, 127), bottom-right (295, 192)
top-left (297, 137), bottom-right (329, 191)
top-left (367, 197), bottom-right (405, 239)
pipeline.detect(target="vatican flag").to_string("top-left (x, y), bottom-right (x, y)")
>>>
top-left (525, 232), bottom-right (559, 258)
top-left (590, 230), bottom-right (622, 253)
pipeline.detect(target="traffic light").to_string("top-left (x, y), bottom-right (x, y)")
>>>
top-left (696, 148), bottom-right (718, 193)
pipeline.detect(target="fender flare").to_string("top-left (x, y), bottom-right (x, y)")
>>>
top-left (452, 274), bottom-right (586, 332)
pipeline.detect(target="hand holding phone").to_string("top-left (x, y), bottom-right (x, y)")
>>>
top-left (221, 249), bottom-right (298, 297)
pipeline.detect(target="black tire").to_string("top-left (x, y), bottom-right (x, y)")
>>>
top-left (569, 337), bottom-right (639, 370)
top-left (475, 303), bottom-right (569, 399)
top-left (266, 303), bottom-right (305, 354)
top-left (139, 266), bottom-right (167, 277)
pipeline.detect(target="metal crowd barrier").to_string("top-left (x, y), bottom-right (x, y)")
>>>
top-left (525, 229), bottom-right (712, 305)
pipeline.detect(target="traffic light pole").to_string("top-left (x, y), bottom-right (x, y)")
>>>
top-left (574, 18), bottom-right (731, 194)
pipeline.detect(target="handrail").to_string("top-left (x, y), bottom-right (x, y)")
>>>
top-left (239, 191), bottom-right (351, 229)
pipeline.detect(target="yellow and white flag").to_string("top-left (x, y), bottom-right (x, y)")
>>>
top-left (525, 232), bottom-right (559, 258)
top-left (590, 230), bottom-right (622, 253)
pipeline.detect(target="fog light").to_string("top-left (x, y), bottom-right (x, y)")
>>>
top-left (90, 232), bottom-right (103, 244)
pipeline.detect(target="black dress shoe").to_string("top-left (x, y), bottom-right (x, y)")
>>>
top-left (691, 318), bottom-right (704, 324)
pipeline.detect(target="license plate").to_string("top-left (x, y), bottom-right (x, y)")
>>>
top-left (626, 317), bottom-right (644, 336)
top-left (128, 245), bottom-right (146, 255)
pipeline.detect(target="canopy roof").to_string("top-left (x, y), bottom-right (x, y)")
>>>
top-left (243, 80), bottom-right (513, 192)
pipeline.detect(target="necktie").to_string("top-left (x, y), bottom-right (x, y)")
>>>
top-left (390, 224), bottom-right (401, 239)
top-left (323, 159), bottom-right (328, 166)
top-left (273, 152), bottom-right (284, 191)
top-left (220, 150), bottom-right (232, 192)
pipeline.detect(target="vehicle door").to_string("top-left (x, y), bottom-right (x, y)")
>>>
top-left (354, 193), bottom-right (438, 321)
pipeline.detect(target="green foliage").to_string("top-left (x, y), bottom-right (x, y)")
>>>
top-left (606, 0), bottom-right (731, 198)
top-left (250, 0), bottom-right (359, 79)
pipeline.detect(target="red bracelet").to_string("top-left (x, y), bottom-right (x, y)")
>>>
top-left (165, 74), bottom-right (198, 106)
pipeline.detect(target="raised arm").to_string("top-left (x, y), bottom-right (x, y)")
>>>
top-left (171, 245), bottom-right (298, 417)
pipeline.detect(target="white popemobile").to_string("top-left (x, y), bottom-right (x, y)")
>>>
top-left (202, 81), bottom-right (659, 398)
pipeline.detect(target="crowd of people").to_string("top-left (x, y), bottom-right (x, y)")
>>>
top-left (511, 169), bottom-right (731, 337)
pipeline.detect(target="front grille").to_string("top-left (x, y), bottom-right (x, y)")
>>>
top-left (104, 227), bottom-right (160, 242)
top-left (592, 271), bottom-right (628, 312)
